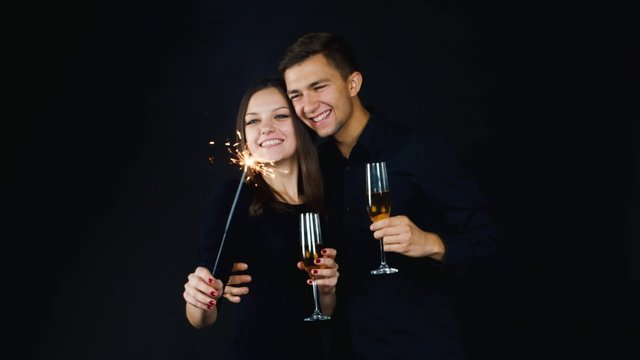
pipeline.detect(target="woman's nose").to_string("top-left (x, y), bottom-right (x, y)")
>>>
top-left (260, 120), bottom-right (274, 134)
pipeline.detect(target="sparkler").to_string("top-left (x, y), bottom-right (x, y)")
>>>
top-left (210, 133), bottom-right (275, 276)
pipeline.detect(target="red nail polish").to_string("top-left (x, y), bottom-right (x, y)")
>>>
top-left (321, 249), bottom-right (327, 255)
top-left (209, 300), bottom-right (215, 305)
top-left (207, 305), bottom-right (212, 310)
top-left (307, 279), bottom-right (313, 285)
top-left (210, 291), bottom-right (216, 296)
top-left (314, 258), bottom-right (321, 264)
top-left (312, 269), bottom-right (318, 275)
top-left (208, 278), bottom-right (213, 284)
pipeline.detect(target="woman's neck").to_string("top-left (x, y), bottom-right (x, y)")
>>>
top-left (263, 157), bottom-right (301, 205)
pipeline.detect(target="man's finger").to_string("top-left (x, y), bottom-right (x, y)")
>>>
top-left (227, 274), bottom-right (252, 286)
top-left (230, 262), bottom-right (249, 272)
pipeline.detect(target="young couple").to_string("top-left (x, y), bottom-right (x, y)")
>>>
top-left (183, 32), bottom-right (501, 359)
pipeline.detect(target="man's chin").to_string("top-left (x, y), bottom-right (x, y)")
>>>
top-left (314, 126), bottom-right (335, 138)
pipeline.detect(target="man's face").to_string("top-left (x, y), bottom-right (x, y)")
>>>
top-left (284, 54), bottom-right (354, 138)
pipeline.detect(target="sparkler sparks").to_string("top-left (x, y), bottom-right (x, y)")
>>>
top-left (229, 147), bottom-right (275, 181)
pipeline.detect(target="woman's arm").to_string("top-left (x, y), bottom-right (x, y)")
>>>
top-left (183, 266), bottom-right (223, 328)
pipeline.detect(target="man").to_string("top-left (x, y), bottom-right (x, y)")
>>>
top-left (225, 32), bottom-right (505, 359)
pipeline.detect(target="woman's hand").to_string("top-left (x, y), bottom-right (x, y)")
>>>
top-left (183, 266), bottom-right (223, 328)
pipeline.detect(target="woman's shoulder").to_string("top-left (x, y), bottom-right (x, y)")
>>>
top-left (206, 178), bottom-right (254, 209)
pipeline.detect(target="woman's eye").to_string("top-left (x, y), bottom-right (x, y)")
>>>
top-left (245, 119), bottom-right (258, 125)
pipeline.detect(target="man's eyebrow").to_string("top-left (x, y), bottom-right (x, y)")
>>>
top-left (287, 79), bottom-right (328, 95)
top-left (308, 80), bottom-right (325, 88)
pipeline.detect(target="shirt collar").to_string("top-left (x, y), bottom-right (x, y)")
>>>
top-left (317, 106), bottom-right (392, 162)
top-left (353, 107), bottom-right (394, 162)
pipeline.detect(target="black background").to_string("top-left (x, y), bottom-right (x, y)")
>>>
top-left (4, 1), bottom-right (638, 359)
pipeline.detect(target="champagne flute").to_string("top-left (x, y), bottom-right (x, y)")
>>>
top-left (366, 162), bottom-right (399, 275)
top-left (300, 212), bottom-right (330, 321)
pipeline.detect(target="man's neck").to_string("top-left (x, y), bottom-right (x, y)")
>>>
top-left (334, 100), bottom-right (370, 159)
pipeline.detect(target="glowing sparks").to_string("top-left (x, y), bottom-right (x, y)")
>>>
top-left (223, 131), bottom-right (275, 180)
top-left (229, 148), bottom-right (275, 180)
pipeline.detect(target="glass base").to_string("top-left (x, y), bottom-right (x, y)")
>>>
top-left (304, 311), bottom-right (331, 321)
top-left (371, 264), bottom-right (399, 275)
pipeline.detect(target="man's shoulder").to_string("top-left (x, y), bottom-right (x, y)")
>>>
top-left (369, 110), bottom-right (448, 146)
top-left (386, 122), bottom-right (451, 150)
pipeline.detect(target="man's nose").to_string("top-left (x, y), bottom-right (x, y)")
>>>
top-left (301, 92), bottom-right (319, 114)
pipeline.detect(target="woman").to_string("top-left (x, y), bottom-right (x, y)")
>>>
top-left (183, 78), bottom-right (339, 359)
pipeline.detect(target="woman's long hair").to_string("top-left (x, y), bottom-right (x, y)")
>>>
top-left (235, 78), bottom-right (324, 216)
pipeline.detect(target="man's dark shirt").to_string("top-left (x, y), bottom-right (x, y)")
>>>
top-left (319, 111), bottom-right (500, 359)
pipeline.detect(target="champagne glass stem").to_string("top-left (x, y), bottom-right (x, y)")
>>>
top-left (379, 239), bottom-right (388, 266)
top-left (312, 280), bottom-right (321, 315)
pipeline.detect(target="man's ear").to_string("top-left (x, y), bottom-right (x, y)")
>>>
top-left (348, 71), bottom-right (363, 96)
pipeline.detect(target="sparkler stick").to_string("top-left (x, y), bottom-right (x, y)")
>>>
top-left (211, 162), bottom-right (249, 276)
top-left (209, 136), bottom-right (274, 277)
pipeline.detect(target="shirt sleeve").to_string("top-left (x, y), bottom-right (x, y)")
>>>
top-left (413, 135), bottom-right (500, 276)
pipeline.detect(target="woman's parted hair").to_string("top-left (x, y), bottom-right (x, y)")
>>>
top-left (234, 78), bottom-right (324, 216)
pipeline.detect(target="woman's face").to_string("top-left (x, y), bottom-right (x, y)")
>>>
top-left (244, 87), bottom-right (297, 164)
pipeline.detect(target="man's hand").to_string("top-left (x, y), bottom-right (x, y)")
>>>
top-left (370, 215), bottom-right (445, 261)
top-left (223, 262), bottom-right (251, 304)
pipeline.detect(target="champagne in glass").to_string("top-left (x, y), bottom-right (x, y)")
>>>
top-left (366, 162), bottom-right (399, 275)
top-left (300, 212), bottom-right (330, 321)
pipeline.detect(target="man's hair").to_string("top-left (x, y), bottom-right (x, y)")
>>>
top-left (278, 32), bottom-right (359, 79)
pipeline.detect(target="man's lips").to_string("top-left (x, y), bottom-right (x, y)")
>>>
top-left (309, 109), bottom-right (331, 123)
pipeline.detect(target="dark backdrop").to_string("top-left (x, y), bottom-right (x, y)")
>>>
top-left (4, 0), bottom-right (638, 359)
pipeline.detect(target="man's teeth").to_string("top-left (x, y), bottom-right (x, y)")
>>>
top-left (311, 111), bottom-right (329, 122)
top-left (260, 139), bottom-right (283, 147)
